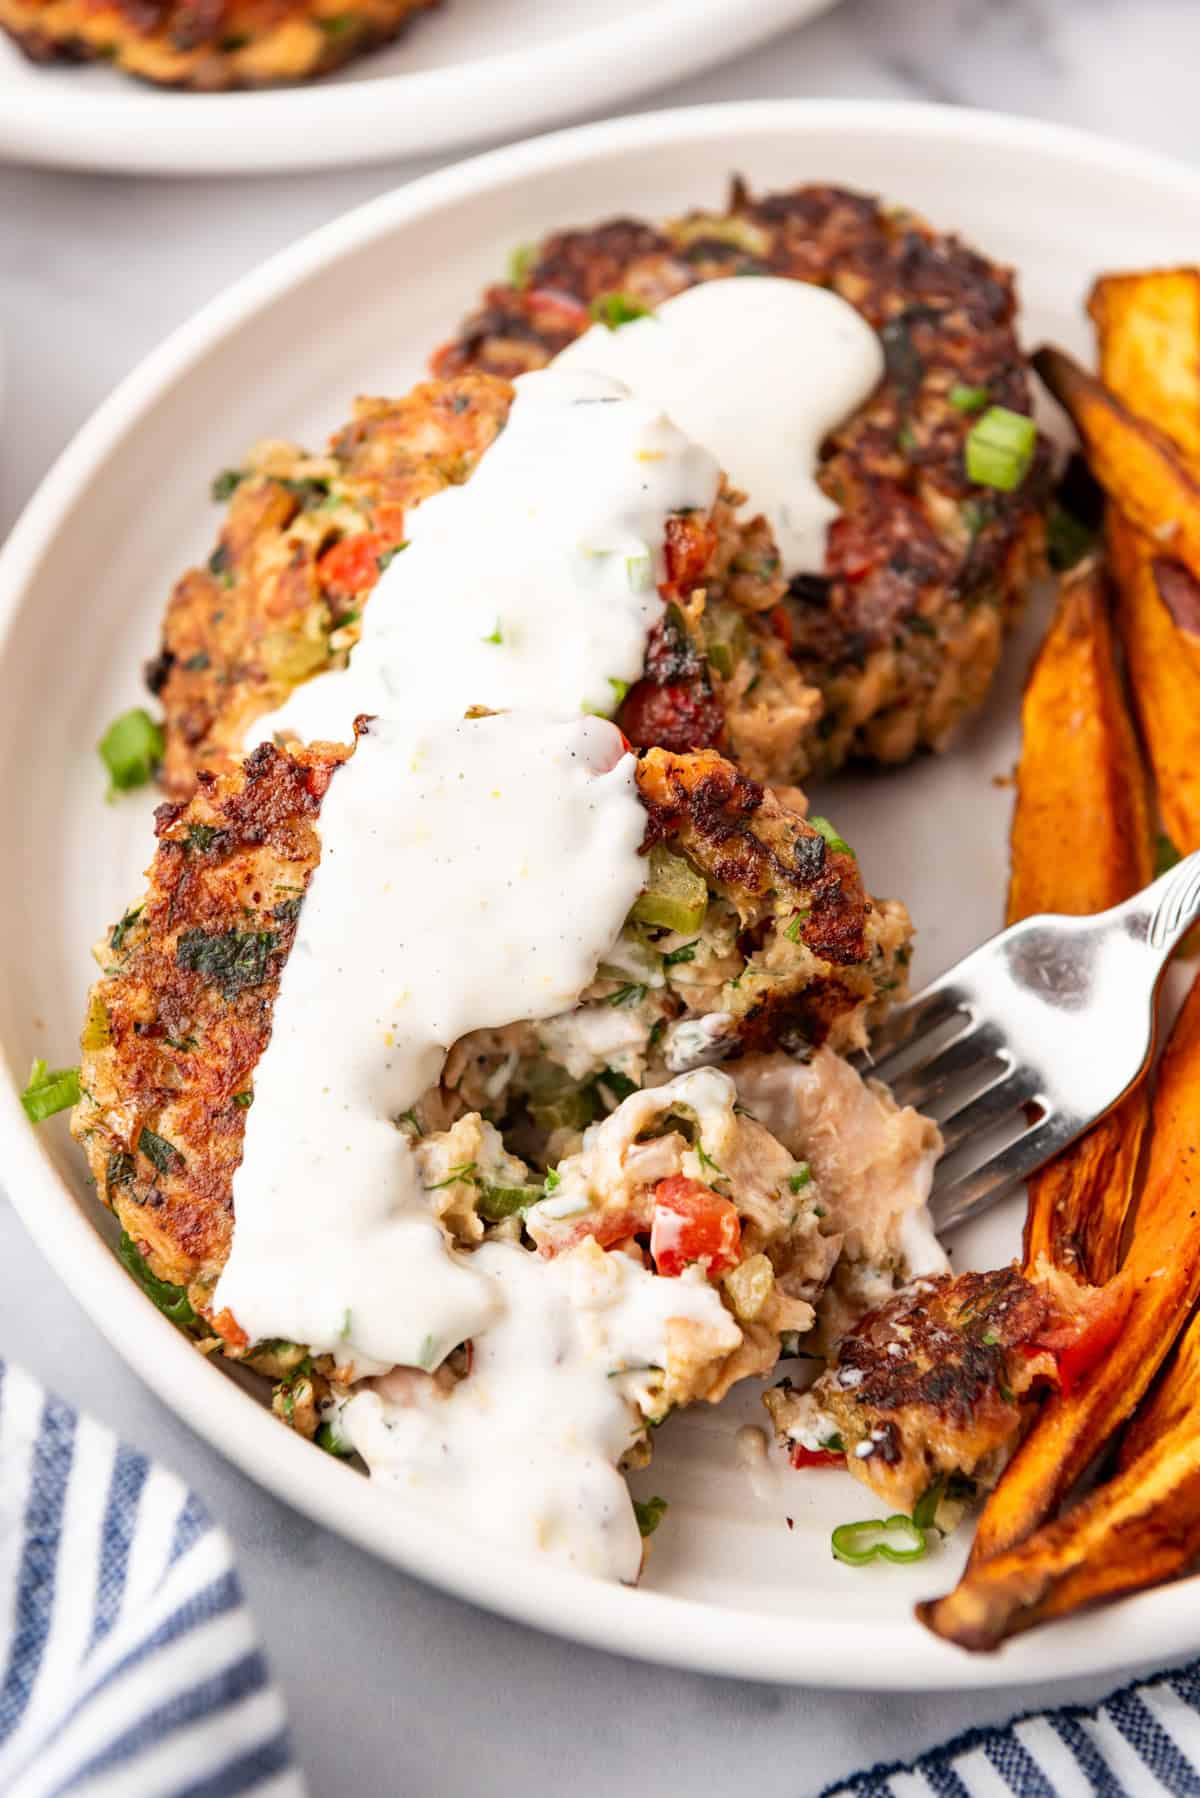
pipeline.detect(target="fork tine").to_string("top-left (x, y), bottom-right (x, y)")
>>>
top-left (930, 1110), bottom-right (1076, 1236)
top-left (854, 981), bottom-right (966, 1068)
top-left (936, 1067), bottom-right (1040, 1157)
top-left (885, 1021), bottom-right (1008, 1112)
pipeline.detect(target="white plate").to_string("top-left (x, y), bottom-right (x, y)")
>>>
top-left (3, 100), bottom-right (1199, 1691)
top-left (0, 0), bottom-right (833, 176)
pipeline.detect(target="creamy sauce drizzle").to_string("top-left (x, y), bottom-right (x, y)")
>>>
top-left (338, 1239), bottom-right (738, 1583)
top-left (556, 279), bottom-right (884, 575)
top-left (216, 712), bottom-right (646, 1374)
top-left (250, 367), bottom-right (719, 749)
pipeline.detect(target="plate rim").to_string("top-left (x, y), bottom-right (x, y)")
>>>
top-left (0, 0), bottom-right (833, 176)
top-left (6, 97), bottom-right (1200, 1690)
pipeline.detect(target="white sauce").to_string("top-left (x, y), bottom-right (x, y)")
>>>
top-left (215, 711), bottom-right (648, 1374)
top-left (249, 367), bottom-right (720, 750)
top-left (338, 1238), bottom-right (738, 1583)
top-left (556, 279), bottom-right (884, 575)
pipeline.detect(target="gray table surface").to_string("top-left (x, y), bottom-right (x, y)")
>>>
top-left (4, 1), bottom-right (1198, 1790)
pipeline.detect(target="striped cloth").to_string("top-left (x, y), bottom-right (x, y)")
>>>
top-left (0, 1360), bottom-right (303, 1798)
top-left (828, 1660), bottom-right (1200, 1796)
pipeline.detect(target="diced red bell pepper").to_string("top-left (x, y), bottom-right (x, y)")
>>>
top-left (769, 604), bottom-right (794, 653)
top-left (789, 1444), bottom-right (843, 1470)
top-left (650, 1176), bottom-right (741, 1278)
top-left (318, 531), bottom-right (392, 601)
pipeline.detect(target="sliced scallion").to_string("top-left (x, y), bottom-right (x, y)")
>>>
top-left (20, 1059), bottom-right (80, 1123)
top-left (831, 1514), bottom-right (928, 1567)
top-left (949, 383), bottom-right (989, 414)
top-left (98, 708), bottom-right (164, 795)
top-left (808, 816), bottom-right (854, 857)
top-left (590, 292), bottom-right (652, 331)
top-left (965, 406), bottom-right (1037, 492)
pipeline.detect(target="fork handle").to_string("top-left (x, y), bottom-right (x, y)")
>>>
top-left (1127, 848), bottom-right (1200, 959)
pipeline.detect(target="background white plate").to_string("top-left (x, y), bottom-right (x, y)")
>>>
top-left (0, 0), bottom-right (832, 175)
top-left (3, 100), bottom-right (1199, 1690)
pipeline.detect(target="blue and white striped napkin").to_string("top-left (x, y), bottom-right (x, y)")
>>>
top-left (827, 1659), bottom-right (1200, 1796)
top-left (0, 1360), bottom-right (302, 1798)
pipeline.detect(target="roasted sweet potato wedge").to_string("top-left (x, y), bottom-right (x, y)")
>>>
top-left (917, 1398), bottom-right (1200, 1650)
top-left (1108, 517), bottom-right (1200, 854)
top-left (1009, 558), bottom-right (1153, 1284)
top-left (1089, 269), bottom-right (1200, 465)
top-left (1034, 345), bottom-right (1200, 586)
top-left (966, 969), bottom-right (1200, 1564)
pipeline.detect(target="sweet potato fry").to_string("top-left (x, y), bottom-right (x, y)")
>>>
top-left (1089, 269), bottom-right (1200, 465)
top-left (966, 968), bottom-right (1200, 1564)
top-left (917, 1401), bottom-right (1200, 1650)
top-left (1009, 558), bottom-right (1153, 1283)
top-left (1034, 345), bottom-right (1200, 586)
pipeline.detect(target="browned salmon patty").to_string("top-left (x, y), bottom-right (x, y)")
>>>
top-left (0, 0), bottom-right (437, 89)
top-left (71, 740), bottom-right (909, 1328)
top-left (434, 180), bottom-right (1052, 774)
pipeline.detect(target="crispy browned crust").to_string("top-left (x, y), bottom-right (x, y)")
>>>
top-left (0, 0), bottom-right (437, 88)
top-left (152, 374), bottom-right (512, 797)
top-left (433, 180), bottom-right (1050, 771)
top-left (791, 1267), bottom-right (1057, 1512)
top-left (152, 370), bottom-right (811, 799)
top-left (71, 740), bottom-right (344, 1305)
top-left (75, 741), bottom-right (895, 1313)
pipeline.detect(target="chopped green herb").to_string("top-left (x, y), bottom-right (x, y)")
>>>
top-left (607, 983), bottom-right (646, 1008)
top-left (662, 940), bottom-right (698, 967)
top-left (911, 1475), bottom-right (945, 1532)
top-left (20, 1059), bottom-right (80, 1123)
top-left (1046, 502), bottom-right (1095, 572)
top-left (208, 542), bottom-right (232, 577)
top-left (106, 1149), bottom-right (135, 1193)
top-left (233, 1091), bottom-right (254, 1109)
top-left (608, 677), bottom-right (629, 706)
top-left (896, 423), bottom-right (917, 455)
top-left (783, 910), bottom-right (809, 944)
top-left (543, 1167), bottom-right (562, 1193)
top-left (598, 1068), bottom-right (638, 1104)
top-left (949, 383), bottom-right (990, 414)
top-left (831, 1513), bottom-right (929, 1567)
top-left (998, 1376), bottom-right (1015, 1404)
top-left (117, 1231), bottom-right (197, 1329)
top-left (633, 1495), bottom-right (668, 1537)
top-left (1156, 832), bottom-right (1182, 878)
top-left (376, 542), bottom-right (408, 573)
top-left (695, 1142), bottom-right (725, 1180)
top-left (482, 620), bottom-right (503, 645)
top-left (478, 1182), bottom-right (544, 1222)
top-left (210, 468), bottom-right (245, 502)
top-left (965, 406), bottom-right (1037, 492)
top-left (981, 1327), bottom-right (1000, 1347)
top-left (110, 905), bottom-right (143, 953)
top-left (590, 292), bottom-right (652, 330)
top-left (176, 928), bottom-right (279, 1000)
top-left (138, 1126), bottom-right (184, 1175)
top-left (185, 823), bottom-right (220, 853)
top-left (183, 651), bottom-right (211, 673)
top-left (98, 708), bottom-right (164, 795)
top-left (707, 641), bottom-right (735, 681)
top-left (315, 1421), bottom-right (354, 1458)
top-left (787, 1165), bottom-right (813, 1194)
top-left (424, 1161), bottom-right (477, 1191)
top-left (507, 243), bottom-right (536, 288)
top-left (399, 1108), bottom-right (423, 1136)
top-left (808, 815), bottom-right (854, 857)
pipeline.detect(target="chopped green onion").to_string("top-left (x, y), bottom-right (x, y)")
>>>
top-left (808, 815), bottom-right (854, 857)
top-left (626, 552), bottom-right (653, 592)
top-left (633, 1495), bottom-right (668, 1537)
top-left (965, 406), bottom-right (1037, 492)
top-left (981, 1326), bottom-right (1000, 1347)
top-left (20, 1059), bottom-right (80, 1123)
top-left (831, 1514), bottom-right (929, 1567)
top-left (695, 1142), bottom-right (725, 1180)
top-left (98, 708), bottom-right (164, 795)
top-left (911, 1475), bottom-right (945, 1532)
top-left (478, 1182), bottom-right (544, 1222)
top-left (590, 292), bottom-right (652, 331)
top-left (707, 641), bottom-right (735, 681)
top-left (949, 383), bottom-right (989, 414)
top-left (787, 1165), bottom-right (812, 1194)
top-left (109, 905), bottom-right (143, 953)
top-left (315, 1420), bottom-right (354, 1458)
top-left (662, 940), bottom-right (698, 967)
top-left (631, 845), bottom-right (708, 935)
top-left (424, 1161), bottom-right (477, 1191)
top-left (507, 242), bottom-right (535, 289)
top-left (543, 1167), bottom-right (562, 1193)
top-left (608, 677), bottom-right (629, 706)
top-left (317, 11), bottom-right (360, 34)
top-left (1156, 832), bottom-right (1183, 878)
top-left (210, 468), bottom-right (245, 502)
top-left (233, 1091), bottom-right (254, 1109)
top-left (607, 983), bottom-right (647, 1008)
top-left (117, 1231), bottom-right (198, 1328)
top-left (376, 542), bottom-right (408, 573)
top-left (1045, 502), bottom-right (1094, 572)
top-left (482, 620), bottom-right (503, 645)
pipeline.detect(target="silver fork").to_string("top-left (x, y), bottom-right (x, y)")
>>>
top-left (858, 850), bottom-right (1200, 1236)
